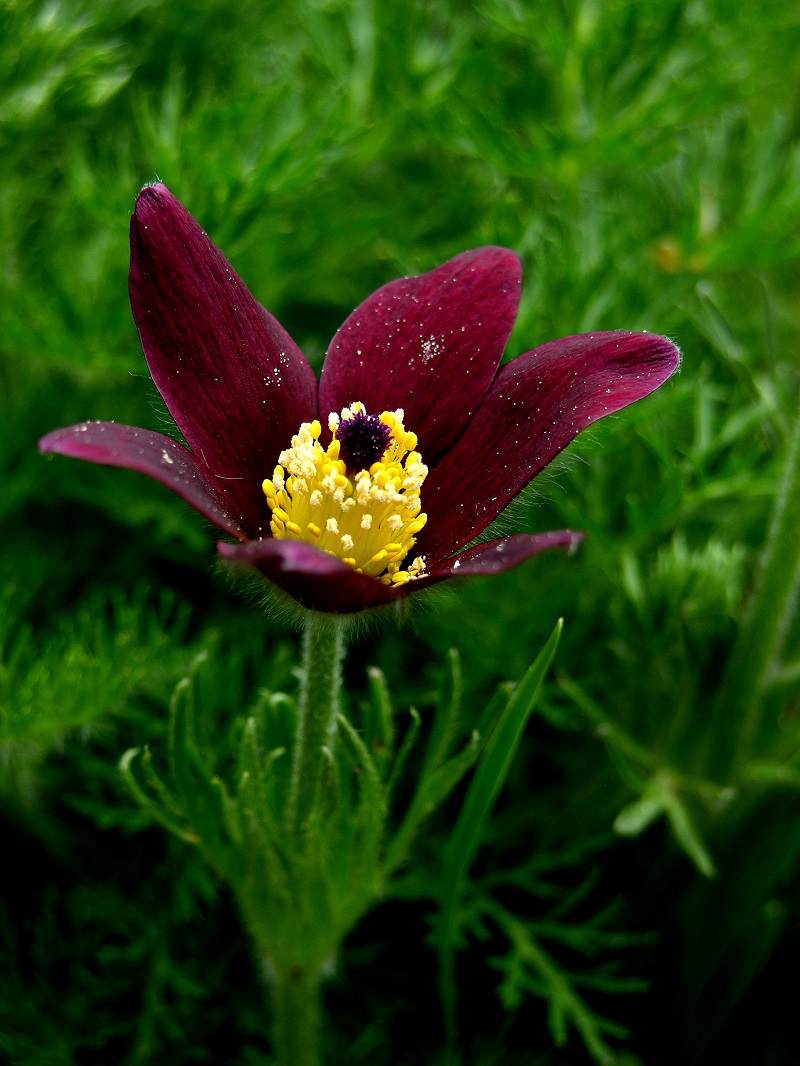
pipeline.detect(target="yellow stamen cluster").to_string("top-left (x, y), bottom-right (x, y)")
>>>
top-left (263, 403), bottom-right (428, 585)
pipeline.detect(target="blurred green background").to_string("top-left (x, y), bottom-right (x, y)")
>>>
top-left (3, 0), bottom-right (800, 1062)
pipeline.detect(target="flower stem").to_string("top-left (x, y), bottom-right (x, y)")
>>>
top-left (287, 611), bottom-right (348, 840)
top-left (270, 966), bottom-right (323, 1066)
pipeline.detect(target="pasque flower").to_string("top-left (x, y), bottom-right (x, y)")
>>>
top-left (40, 185), bottom-right (679, 614)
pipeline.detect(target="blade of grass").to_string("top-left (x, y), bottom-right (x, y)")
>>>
top-left (437, 619), bottom-right (563, 1048)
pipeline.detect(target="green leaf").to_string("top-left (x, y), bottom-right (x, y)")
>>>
top-left (119, 747), bottom-right (199, 845)
top-left (437, 619), bottom-right (563, 1043)
top-left (440, 620), bottom-right (563, 917)
top-left (365, 665), bottom-right (394, 767)
top-left (662, 791), bottom-right (717, 879)
top-left (383, 728), bottom-right (481, 876)
top-left (212, 775), bottom-right (242, 846)
top-left (488, 902), bottom-right (622, 1066)
top-left (614, 776), bottom-right (717, 878)
top-left (336, 712), bottom-right (387, 897)
top-left (613, 792), bottom-right (666, 836)
top-left (168, 654), bottom-right (211, 803)
top-left (420, 647), bottom-right (462, 780)
top-left (336, 712), bottom-right (384, 805)
top-left (386, 707), bottom-right (421, 799)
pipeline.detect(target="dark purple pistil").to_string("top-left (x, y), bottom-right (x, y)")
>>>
top-left (336, 410), bottom-right (392, 471)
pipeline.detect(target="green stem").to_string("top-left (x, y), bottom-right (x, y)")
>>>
top-left (270, 965), bottom-right (323, 1066)
top-left (715, 411), bottom-right (800, 775)
top-left (237, 613), bottom-right (348, 1066)
top-left (287, 612), bottom-right (348, 839)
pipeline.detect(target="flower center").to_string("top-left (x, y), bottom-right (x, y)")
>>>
top-left (263, 402), bottom-right (428, 585)
top-left (335, 408), bottom-right (392, 471)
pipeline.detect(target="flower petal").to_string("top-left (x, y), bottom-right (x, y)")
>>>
top-left (217, 538), bottom-right (403, 613)
top-left (129, 184), bottom-right (317, 532)
top-left (319, 248), bottom-right (522, 463)
top-left (39, 422), bottom-right (245, 538)
top-left (415, 530), bottom-right (585, 586)
top-left (218, 529), bottom-right (583, 613)
top-left (418, 331), bottom-right (680, 562)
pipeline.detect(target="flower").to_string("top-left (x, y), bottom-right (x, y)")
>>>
top-left (39, 184), bottom-right (680, 614)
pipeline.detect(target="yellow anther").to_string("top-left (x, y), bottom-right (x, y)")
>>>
top-left (263, 403), bottom-right (429, 584)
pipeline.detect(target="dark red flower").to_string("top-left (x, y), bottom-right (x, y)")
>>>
top-left (39, 184), bottom-right (680, 614)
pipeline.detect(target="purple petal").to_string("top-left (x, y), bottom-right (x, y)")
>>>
top-left (129, 184), bottom-right (317, 534)
top-left (39, 422), bottom-right (245, 538)
top-left (217, 529), bottom-right (583, 613)
top-left (418, 331), bottom-right (680, 563)
top-left (415, 530), bottom-right (585, 587)
top-left (217, 538), bottom-right (403, 613)
top-left (319, 248), bottom-right (522, 463)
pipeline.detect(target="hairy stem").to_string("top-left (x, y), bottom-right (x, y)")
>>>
top-left (270, 965), bottom-right (323, 1066)
top-left (287, 612), bottom-right (348, 840)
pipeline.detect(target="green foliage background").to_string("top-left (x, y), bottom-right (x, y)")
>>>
top-left (3, 0), bottom-right (800, 1062)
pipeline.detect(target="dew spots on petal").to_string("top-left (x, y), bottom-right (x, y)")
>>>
top-left (420, 335), bottom-right (441, 365)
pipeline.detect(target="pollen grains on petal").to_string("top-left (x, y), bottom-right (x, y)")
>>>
top-left (262, 403), bottom-right (428, 585)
